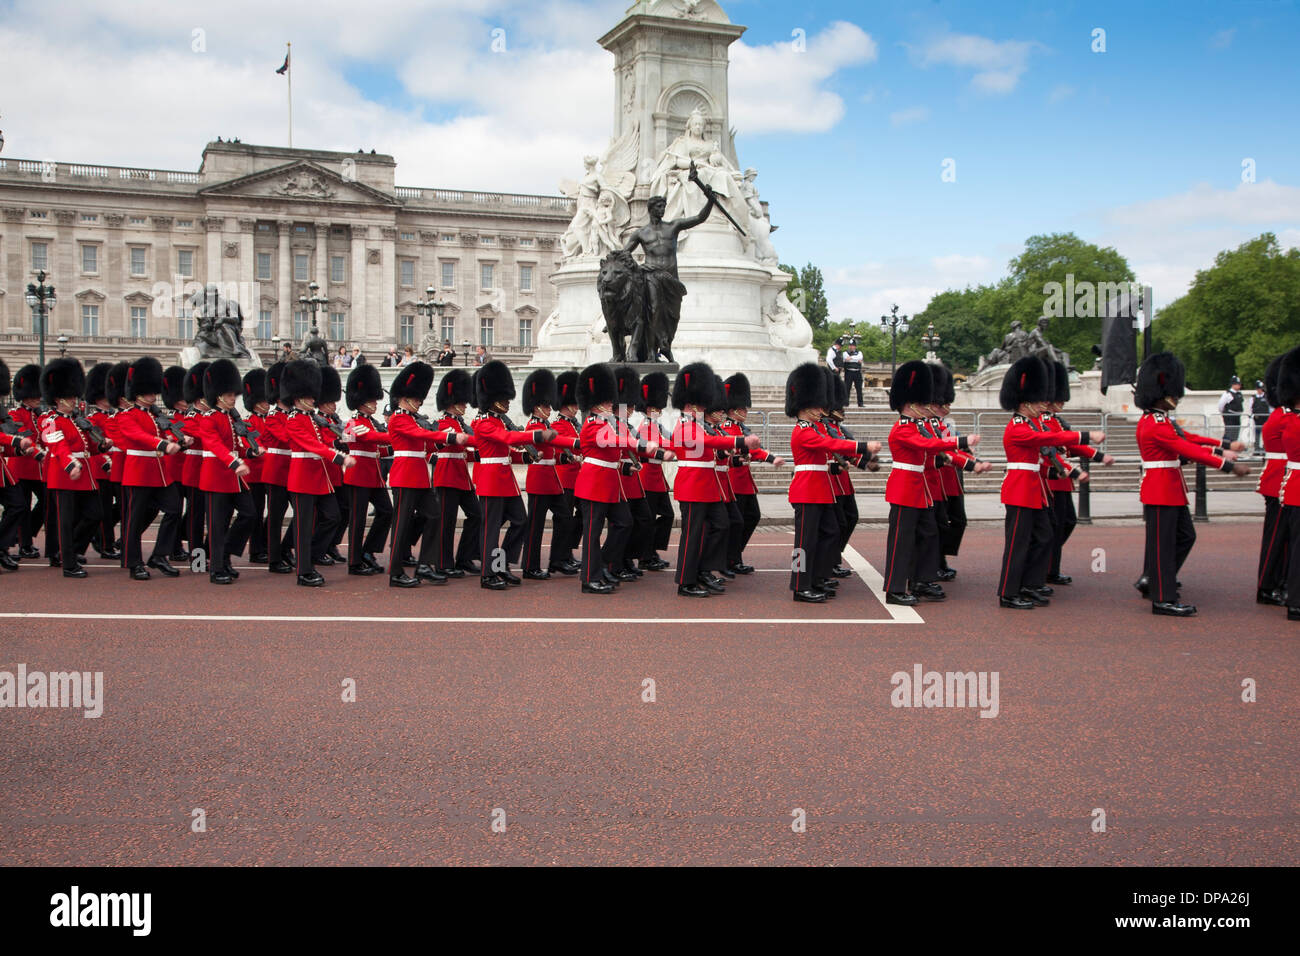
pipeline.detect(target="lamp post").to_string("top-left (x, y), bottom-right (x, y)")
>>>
top-left (880, 304), bottom-right (910, 378)
top-left (416, 285), bottom-right (446, 360)
top-left (57, 335), bottom-right (69, 358)
top-left (297, 279), bottom-right (327, 338)
top-left (920, 322), bottom-right (941, 363)
top-left (462, 339), bottom-right (471, 367)
top-left (25, 270), bottom-right (57, 367)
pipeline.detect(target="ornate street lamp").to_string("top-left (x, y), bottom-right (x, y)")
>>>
top-left (462, 338), bottom-right (471, 366)
top-left (920, 322), bottom-right (941, 362)
top-left (298, 280), bottom-right (327, 334)
top-left (880, 304), bottom-right (910, 378)
top-left (416, 284), bottom-right (447, 360)
top-left (57, 335), bottom-right (69, 358)
top-left (25, 270), bottom-right (57, 367)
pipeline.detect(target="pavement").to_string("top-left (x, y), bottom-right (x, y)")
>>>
top-left (1, 517), bottom-right (1295, 866)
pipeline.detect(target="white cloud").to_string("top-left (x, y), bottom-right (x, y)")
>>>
top-left (1047, 84), bottom-right (1076, 105)
top-left (826, 254), bottom-right (999, 322)
top-left (889, 107), bottom-right (930, 127)
top-left (917, 32), bottom-right (1041, 94)
top-left (730, 21), bottom-right (878, 134)
top-left (1106, 180), bottom-right (1300, 228)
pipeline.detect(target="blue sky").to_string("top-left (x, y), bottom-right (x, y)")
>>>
top-left (3, 0), bottom-right (1297, 320)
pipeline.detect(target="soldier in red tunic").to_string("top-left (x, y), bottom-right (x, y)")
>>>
top-left (1269, 347), bottom-right (1300, 622)
top-left (260, 361), bottom-right (298, 574)
top-left (821, 369), bottom-right (870, 581)
top-left (6, 364), bottom-right (47, 560)
top-left (785, 363), bottom-right (877, 603)
top-left (1255, 354), bottom-right (1289, 606)
top-left (608, 365), bottom-right (654, 580)
top-left (432, 368), bottom-right (482, 578)
top-left (281, 360), bottom-right (357, 587)
top-left (39, 359), bottom-right (104, 578)
top-left (0, 360), bottom-right (38, 569)
top-left (180, 362), bottom-right (211, 559)
top-left (633, 372), bottom-right (674, 572)
top-left (519, 369), bottom-right (580, 580)
top-left (473, 360), bottom-right (554, 589)
top-left (83, 363), bottom-right (120, 561)
top-left (158, 365), bottom-right (192, 564)
top-left (196, 359), bottom-right (258, 584)
top-left (1132, 352), bottom-right (1250, 616)
top-left (116, 357), bottom-right (184, 580)
top-left (340, 364), bottom-right (390, 576)
top-left (240, 369), bottom-right (270, 564)
top-left (547, 370), bottom-right (583, 575)
top-left (316, 367), bottom-right (350, 567)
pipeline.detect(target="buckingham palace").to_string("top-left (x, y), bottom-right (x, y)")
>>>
top-left (0, 139), bottom-right (574, 365)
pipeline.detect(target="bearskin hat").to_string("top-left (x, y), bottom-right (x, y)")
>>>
top-left (1263, 354), bottom-right (1283, 409)
top-left (928, 363), bottom-right (951, 409)
top-left (106, 361), bottom-right (131, 407)
top-left (556, 370), bottom-right (580, 410)
top-left (162, 365), bottom-right (187, 410)
top-left (242, 369), bottom-right (268, 412)
top-left (672, 362), bottom-right (716, 410)
top-left (203, 359), bottom-right (243, 406)
top-left (476, 359), bottom-right (515, 409)
top-left (12, 364), bottom-right (42, 402)
top-left (942, 364), bottom-right (957, 405)
top-left (183, 362), bottom-right (211, 405)
top-left (823, 366), bottom-right (848, 413)
top-left (637, 371), bottom-right (669, 412)
top-left (345, 364), bottom-right (382, 411)
top-left (999, 356), bottom-right (1051, 411)
top-left (468, 367), bottom-right (482, 410)
top-left (390, 361), bottom-right (434, 403)
top-left (577, 362), bottom-right (617, 413)
top-left (0, 359), bottom-right (9, 398)
top-left (706, 375), bottom-right (728, 414)
top-left (280, 359), bottom-right (321, 403)
top-left (722, 373), bottom-right (752, 411)
top-left (318, 365), bottom-right (342, 405)
top-left (265, 361), bottom-right (286, 406)
top-left (785, 362), bottom-right (827, 418)
top-left (436, 368), bottom-right (472, 411)
top-left (613, 365), bottom-right (640, 412)
top-left (84, 362), bottom-right (112, 405)
top-left (890, 360), bottom-right (933, 412)
top-left (126, 356), bottom-right (165, 401)
top-left (1276, 346), bottom-right (1300, 409)
top-left (41, 358), bottom-right (85, 404)
top-left (522, 368), bottom-right (558, 416)
top-left (1051, 361), bottom-right (1070, 404)
top-left (1133, 352), bottom-right (1186, 411)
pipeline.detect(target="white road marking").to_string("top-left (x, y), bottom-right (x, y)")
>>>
top-left (0, 612), bottom-right (908, 625)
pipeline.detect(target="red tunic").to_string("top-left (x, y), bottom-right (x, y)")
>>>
top-left (551, 414), bottom-right (582, 491)
top-left (341, 414), bottom-right (389, 488)
top-left (242, 413), bottom-right (266, 484)
top-left (433, 412), bottom-right (476, 491)
top-left (1002, 415), bottom-right (1087, 508)
top-left (196, 409), bottom-right (252, 494)
top-left (1279, 411), bottom-right (1300, 507)
top-left (260, 408), bottom-right (291, 487)
top-left (720, 419), bottom-right (772, 497)
top-left (40, 412), bottom-right (97, 491)
top-left (575, 413), bottom-right (642, 503)
top-left (6, 406), bottom-right (44, 481)
top-left (788, 420), bottom-right (864, 505)
top-left (636, 417), bottom-right (670, 494)
top-left (180, 407), bottom-right (206, 488)
top-left (471, 413), bottom-right (535, 498)
top-left (88, 407), bottom-right (116, 483)
top-left (663, 415), bottom-right (744, 503)
top-left (885, 417), bottom-right (961, 509)
top-left (116, 405), bottom-right (174, 488)
top-left (1136, 411), bottom-right (1230, 507)
top-left (387, 409), bottom-right (453, 490)
top-left (523, 416), bottom-right (579, 496)
top-left (285, 410), bottom-right (347, 495)
top-left (1257, 406), bottom-right (1288, 499)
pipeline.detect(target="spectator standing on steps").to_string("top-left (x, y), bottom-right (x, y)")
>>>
top-left (841, 338), bottom-right (865, 406)
top-left (1218, 375), bottom-right (1244, 443)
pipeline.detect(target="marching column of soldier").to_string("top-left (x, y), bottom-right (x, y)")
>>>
top-left (0, 347), bottom-right (1290, 619)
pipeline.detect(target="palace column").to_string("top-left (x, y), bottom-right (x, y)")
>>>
top-left (350, 223), bottom-right (369, 342)
top-left (380, 226), bottom-right (397, 341)
top-left (277, 219), bottom-right (293, 338)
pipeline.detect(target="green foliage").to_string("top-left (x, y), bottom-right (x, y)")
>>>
top-left (798, 264), bottom-right (830, 330)
top-left (908, 285), bottom-right (1010, 374)
top-left (1152, 233), bottom-right (1300, 389)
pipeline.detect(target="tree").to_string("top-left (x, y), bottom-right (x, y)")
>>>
top-left (798, 264), bottom-right (829, 330)
top-left (908, 285), bottom-right (1008, 374)
top-left (1152, 233), bottom-right (1300, 389)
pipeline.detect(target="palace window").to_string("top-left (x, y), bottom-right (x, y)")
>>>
top-left (440, 315), bottom-right (455, 344)
top-left (293, 254), bottom-right (309, 282)
top-left (329, 312), bottom-right (346, 341)
top-left (441, 261), bottom-right (455, 289)
top-left (81, 305), bottom-right (100, 336)
top-left (519, 265), bottom-right (533, 292)
top-left (178, 307), bottom-right (195, 341)
top-left (441, 234), bottom-right (455, 242)
top-left (31, 241), bottom-right (48, 272)
top-left (81, 244), bottom-right (99, 274)
top-left (177, 249), bottom-right (194, 278)
top-left (400, 231), bottom-right (415, 242)
top-left (130, 247), bottom-right (147, 277)
top-left (518, 315), bottom-right (532, 348)
top-left (129, 306), bottom-right (147, 338)
top-left (400, 260), bottom-right (415, 287)
top-left (257, 310), bottom-right (273, 340)
top-left (29, 210), bottom-right (47, 219)
top-left (256, 252), bottom-right (272, 280)
top-left (330, 256), bottom-right (345, 283)
top-left (80, 214), bottom-right (98, 224)
top-left (293, 311), bottom-right (309, 341)
top-left (480, 263), bottom-right (494, 291)
top-left (519, 238), bottom-right (534, 247)
top-left (176, 219), bottom-right (193, 228)
top-left (398, 315), bottom-right (415, 345)
top-left (480, 315), bottom-right (494, 346)
top-left (480, 236), bottom-right (495, 246)
top-left (129, 216), bottom-right (147, 226)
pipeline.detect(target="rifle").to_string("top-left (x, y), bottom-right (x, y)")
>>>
top-left (309, 411), bottom-right (344, 439)
top-left (229, 410), bottom-right (262, 456)
top-left (74, 415), bottom-right (112, 454)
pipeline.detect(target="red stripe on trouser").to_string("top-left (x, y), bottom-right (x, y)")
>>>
top-left (795, 504), bottom-right (807, 591)
top-left (438, 492), bottom-right (451, 568)
top-left (585, 501), bottom-right (597, 583)
top-left (1155, 508), bottom-right (1163, 599)
top-left (388, 489), bottom-right (402, 577)
top-left (677, 503), bottom-right (691, 584)
top-left (123, 489), bottom-right (132, 568)
top-left (884, 507), bottom-right (900, 591)
top-left (1258, 507), bottom-right (1281, 589)
top-left (1000, 509), bottom-right (1021, 597)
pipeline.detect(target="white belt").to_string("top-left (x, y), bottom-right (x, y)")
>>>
top-left (266, 447), bottom-right (290, 456)
top-left (675, 460), bottom-right (715, 469)
top-left (1141, 460), bottom-right (1180, 469)
top-left (69, 451), bottom-right (89, 459)
top-left (584, 457), bottom-right (619, 469)
top-left (1265, 452), bottom-right (1286, 460)
top-left (714, 465), bottom-right (727, 472)
top-left (438, 452), bottom-right (466, 460)
top-left (794, 464), bottom-right (828, 473)
top-left (477, 457), bottom-right (510, 465)
top-left (351, 451), bottom-right (379, 459)
top-left (184, 449), bottom-right (202, 457)
top-left (290, 452), bottom-right (321, 460)
top-left (890, 462), bottom-right (924, 473)
top-left (534, 459), bottom-right (556, 466)
top-left (126, 449), bottom-right (162, 458)
top-left (1288, 462), bottom-right (1300, 471)
top-left (393, 450), bottom-right (428, 459)
top-left (1005, 462), bottom-right (1040, 472)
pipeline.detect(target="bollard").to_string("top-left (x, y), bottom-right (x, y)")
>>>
top-left (1193, 462), bottom-right (1209, 522)
top-left (1077, 458), bottom-right (1092, 524)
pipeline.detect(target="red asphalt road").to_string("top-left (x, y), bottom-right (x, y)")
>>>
top-left (0, 521), bottom-right (1296, 866)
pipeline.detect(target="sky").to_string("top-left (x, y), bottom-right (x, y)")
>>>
top-left (2, 0), bottom-right (1297, 324)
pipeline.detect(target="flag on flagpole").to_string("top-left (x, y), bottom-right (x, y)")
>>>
top-left (276, 48), bottom-right (290, 74)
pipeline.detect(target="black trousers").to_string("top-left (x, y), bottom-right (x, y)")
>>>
top-left (480, 494), bottom-right (526, 578)
top-left (550, 487), bottom-right (579, 566)
top-left (293, 491), bottom-right (339, 577)
top-left (883, 503), bottom-right (938, 593)
top-left (998, 504), bottom-right (1052, 598)
top-left (248, 482), bottom-right (267, 558)
top-left (207, 487), bottom-right (255, 573)
top-left (1223, 414), bottom-right (1241, 443)
top-left (389, 486), bottom-right (439, 575)
top-left (675, 499), bottom-right (727, 585)
top-left (123, 483), bottom-right (181, 568)
top-left (55, 488), bottom-right (102, 572)
top-left (844, 369), bottom-right (864, 406)
top-left (0, 482), bottom-right (23, 552)
top-left (1285, 505), bottom-right (1300, 607)
top-left (436, 486), bottom-right (482, 570)
top-left (835, 492), bottom-right (858, 562)
top-left (347, 485), bottom-right (393, 565)
top-left (184, 485), bottom-right (207, 555)
top-left (523, 492), bottom-right (562, 571)
top-left (791, 501), bottom-right (838, 592)
top-left (265, 483), bottom-right (295, 563)
top-left (643, 489), bottom-right (674, 557)
top-left (329, 487), bottom-right (350, 551)
top-left (96, 478), bottom-right (119, 553)
top-left (719, 497), bottom-right (744, 567)
top-left (1047, 490), bottom-right (1078, 577)
top-left (578, 497), bottom-right (631, 585)
top-left (1142, 504), bottom-right (1196, 604)
top-left (623, 495), bottom-right (654, 569)
top-left (938, 494), bottom-right (968, 557)
top-left (735, 492), bottom-right (761, 562)
top-left (1258, 496), bottom-right (1289, 594)
top-left (18, 477), bottom-right (45, 550)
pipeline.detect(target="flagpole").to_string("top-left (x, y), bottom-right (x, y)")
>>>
top-left (286, 42), bottom-right (293, 148)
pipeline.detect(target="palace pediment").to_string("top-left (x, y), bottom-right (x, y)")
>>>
top-left (199, 160), bottom-right (399, 207)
